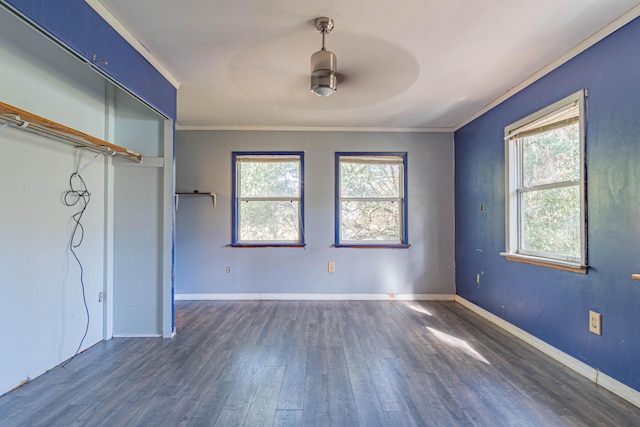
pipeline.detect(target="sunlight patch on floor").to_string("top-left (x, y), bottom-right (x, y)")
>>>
top-left (403, 302), bottom-right (433, 316)
top-left (427, 326), bottom-right (490, 365)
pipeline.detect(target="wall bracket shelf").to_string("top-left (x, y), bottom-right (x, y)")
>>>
top-left (175, 191), bottom-right (217, 211)
top-left (0, 101), bottom-right (142, 162)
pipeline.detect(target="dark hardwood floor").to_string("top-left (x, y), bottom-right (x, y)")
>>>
top-left (1, 300), bottom-right (639, 426)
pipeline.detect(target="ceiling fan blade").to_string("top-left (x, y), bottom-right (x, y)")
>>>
top-left (337, 73), bottom-right (349, 85)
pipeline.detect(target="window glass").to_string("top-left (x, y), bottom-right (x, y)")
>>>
top-left (522, 124), bottom-right (580, 188)
top-left (239, 200), bottom-right (299, 241)
top-left (503, 90), bottom-right (586, 267)
top-left (521, 186), bottom-right (580, 258)
top-left (232, 153), bottom-right (304, 245)
top-left (340, 160), bottom-right (401, 198)
top-left (341, 200), bottom-right (401, 241)
top-left (336, 153), bottom-right (408, 246)
top-left (239, 159), bottom-right (300, 198)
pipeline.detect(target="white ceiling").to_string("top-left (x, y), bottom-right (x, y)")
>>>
top-left (90, 0), bottom-right (640, 130)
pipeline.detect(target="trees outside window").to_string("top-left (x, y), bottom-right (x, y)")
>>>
top-left (503, 90), bottom-right (586, 267)
top-left (335, 152), bottom-right (408, 247)
top-left (232, 152), bottom-right (304, 246)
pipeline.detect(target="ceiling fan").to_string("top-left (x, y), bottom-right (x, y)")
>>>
top-left (310, 17), bottom-right (338, 96)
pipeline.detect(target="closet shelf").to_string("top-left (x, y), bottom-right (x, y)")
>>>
top-left (0, 101), bottom-right (142, 162)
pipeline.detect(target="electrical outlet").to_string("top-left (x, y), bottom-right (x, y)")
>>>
top-left (328, 261), bottom-right (335, 273)
top-left (225, 266), bottom-right (231, 273)
top-left (589, 311), bottom-right (602, 335)
top-left (476, 274), bottom-right (481, 284)
top-left (98, 292), bottom-right (104, 303)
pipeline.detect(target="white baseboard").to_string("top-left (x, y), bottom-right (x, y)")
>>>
top-left (112, 334), bottom-right (162, 338)
top-left (454, 295), bottom-right (640, 409)
top-left (175, 293), bottom-right (455, 301)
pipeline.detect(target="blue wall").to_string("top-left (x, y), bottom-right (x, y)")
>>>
top-left (455, 16), bottom-right (640, 391)
top-left (2, 0), bottom-right (176, 120)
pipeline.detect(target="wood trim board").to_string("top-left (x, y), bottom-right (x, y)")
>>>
top-left (0, 101), bottom-right (142, 161)
top-left (175, 293), bottom-right (455, 301)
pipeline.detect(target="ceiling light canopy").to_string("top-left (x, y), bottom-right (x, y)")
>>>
top-left (310, 17), bottom-right (337, 97)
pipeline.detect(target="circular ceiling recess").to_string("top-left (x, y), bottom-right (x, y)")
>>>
top-left (228, 30), bottom-right (419, 110)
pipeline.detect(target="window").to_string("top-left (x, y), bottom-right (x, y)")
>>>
top-left (335, 152), bottom-right (408, 247)
top-left (232, 152), bottom-right (304, 246)
top-left (502, 90), bottom-right (586, 270)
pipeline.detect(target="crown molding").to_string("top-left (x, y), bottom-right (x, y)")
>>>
top-left (176, 125), bottom-right (454, 133)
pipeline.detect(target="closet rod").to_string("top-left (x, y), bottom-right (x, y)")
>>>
top-left (0, 101), bottom-right (142, 162)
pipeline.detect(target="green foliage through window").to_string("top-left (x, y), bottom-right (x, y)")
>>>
top-left (337, 154), bottom-right (407, 245)
top-left (504, 90), bottom-right (586, 265)
top-left (520, 123), bottom-right (580, 258)
top-left (233, 153), bottom-right (303, 244)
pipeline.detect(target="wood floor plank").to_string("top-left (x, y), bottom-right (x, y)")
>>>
top-left (186, 380), bottom-right (236, 426)
top-left (302, 374), bottom-right (330, 426)
top-left (384, 410), bottom-right (420, 427)
top-left (214, 364), bottom-right (263, 426)
top-left (244, 366), bottom-right (285, 426)
top-left (348, 367), bottom-right (387, 427)
top-left (305, 320), bottom-right (328, 376)
top-left (326, 344), bottom-right (358, 425)
top-left (336, 309), bottom-right (367, 369)
top-left (276, 345), bottom-right (307, 410)
top-left (367, 357), bottom-right (409, 412)
top-left (272, 409), bottom-right (303, 426)
top-left (2, 300), bottom-right (640, 426)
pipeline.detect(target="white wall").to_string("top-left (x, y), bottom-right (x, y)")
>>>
top-left (0, 8), bottom-right (107, 393)
top-left (0, 6), bottom-right (175, 393)
top-left (113, 165), bottom-right (163, 335)
top-left (112, 89), bottom-right (172, 337)
top-left (175, 130), bottom-right (454, 297)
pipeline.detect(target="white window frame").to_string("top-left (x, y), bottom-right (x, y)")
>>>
top-left (501, 90), bottom-right (587, 269)
top-left (335, 152), bottom-right (409, 247)
top-left (232, 152), bottom-right (304, 246)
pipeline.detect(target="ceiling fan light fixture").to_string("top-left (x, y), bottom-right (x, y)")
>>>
top-left (311, 50), bottom-right (337, 96)
top-left (310, 17), bottom-right (337, 97)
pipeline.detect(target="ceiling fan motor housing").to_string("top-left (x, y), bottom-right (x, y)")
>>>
top-left (311, 49), bottom-right (337, 96)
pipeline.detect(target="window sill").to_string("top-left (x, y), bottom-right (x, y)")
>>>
top-left (500, 252), bottom-right (587, 274)
top-left (334, 244), bottom-right (411, 249)
top-left (230, 243), bottom-right (305, 248)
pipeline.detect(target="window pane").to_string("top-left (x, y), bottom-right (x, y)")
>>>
top-left (340, 162), bottom-right (401, 198)
top-left (522, 122), bottom-right (579, 187)
top-left (341, 200), bottom-right (400, 241)
top-left (521, 186), bottom-right (580, 258)
top-left (239, 201), bottom-right (299, 241)
top-left (240, 160), bottom-right (299, 198)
